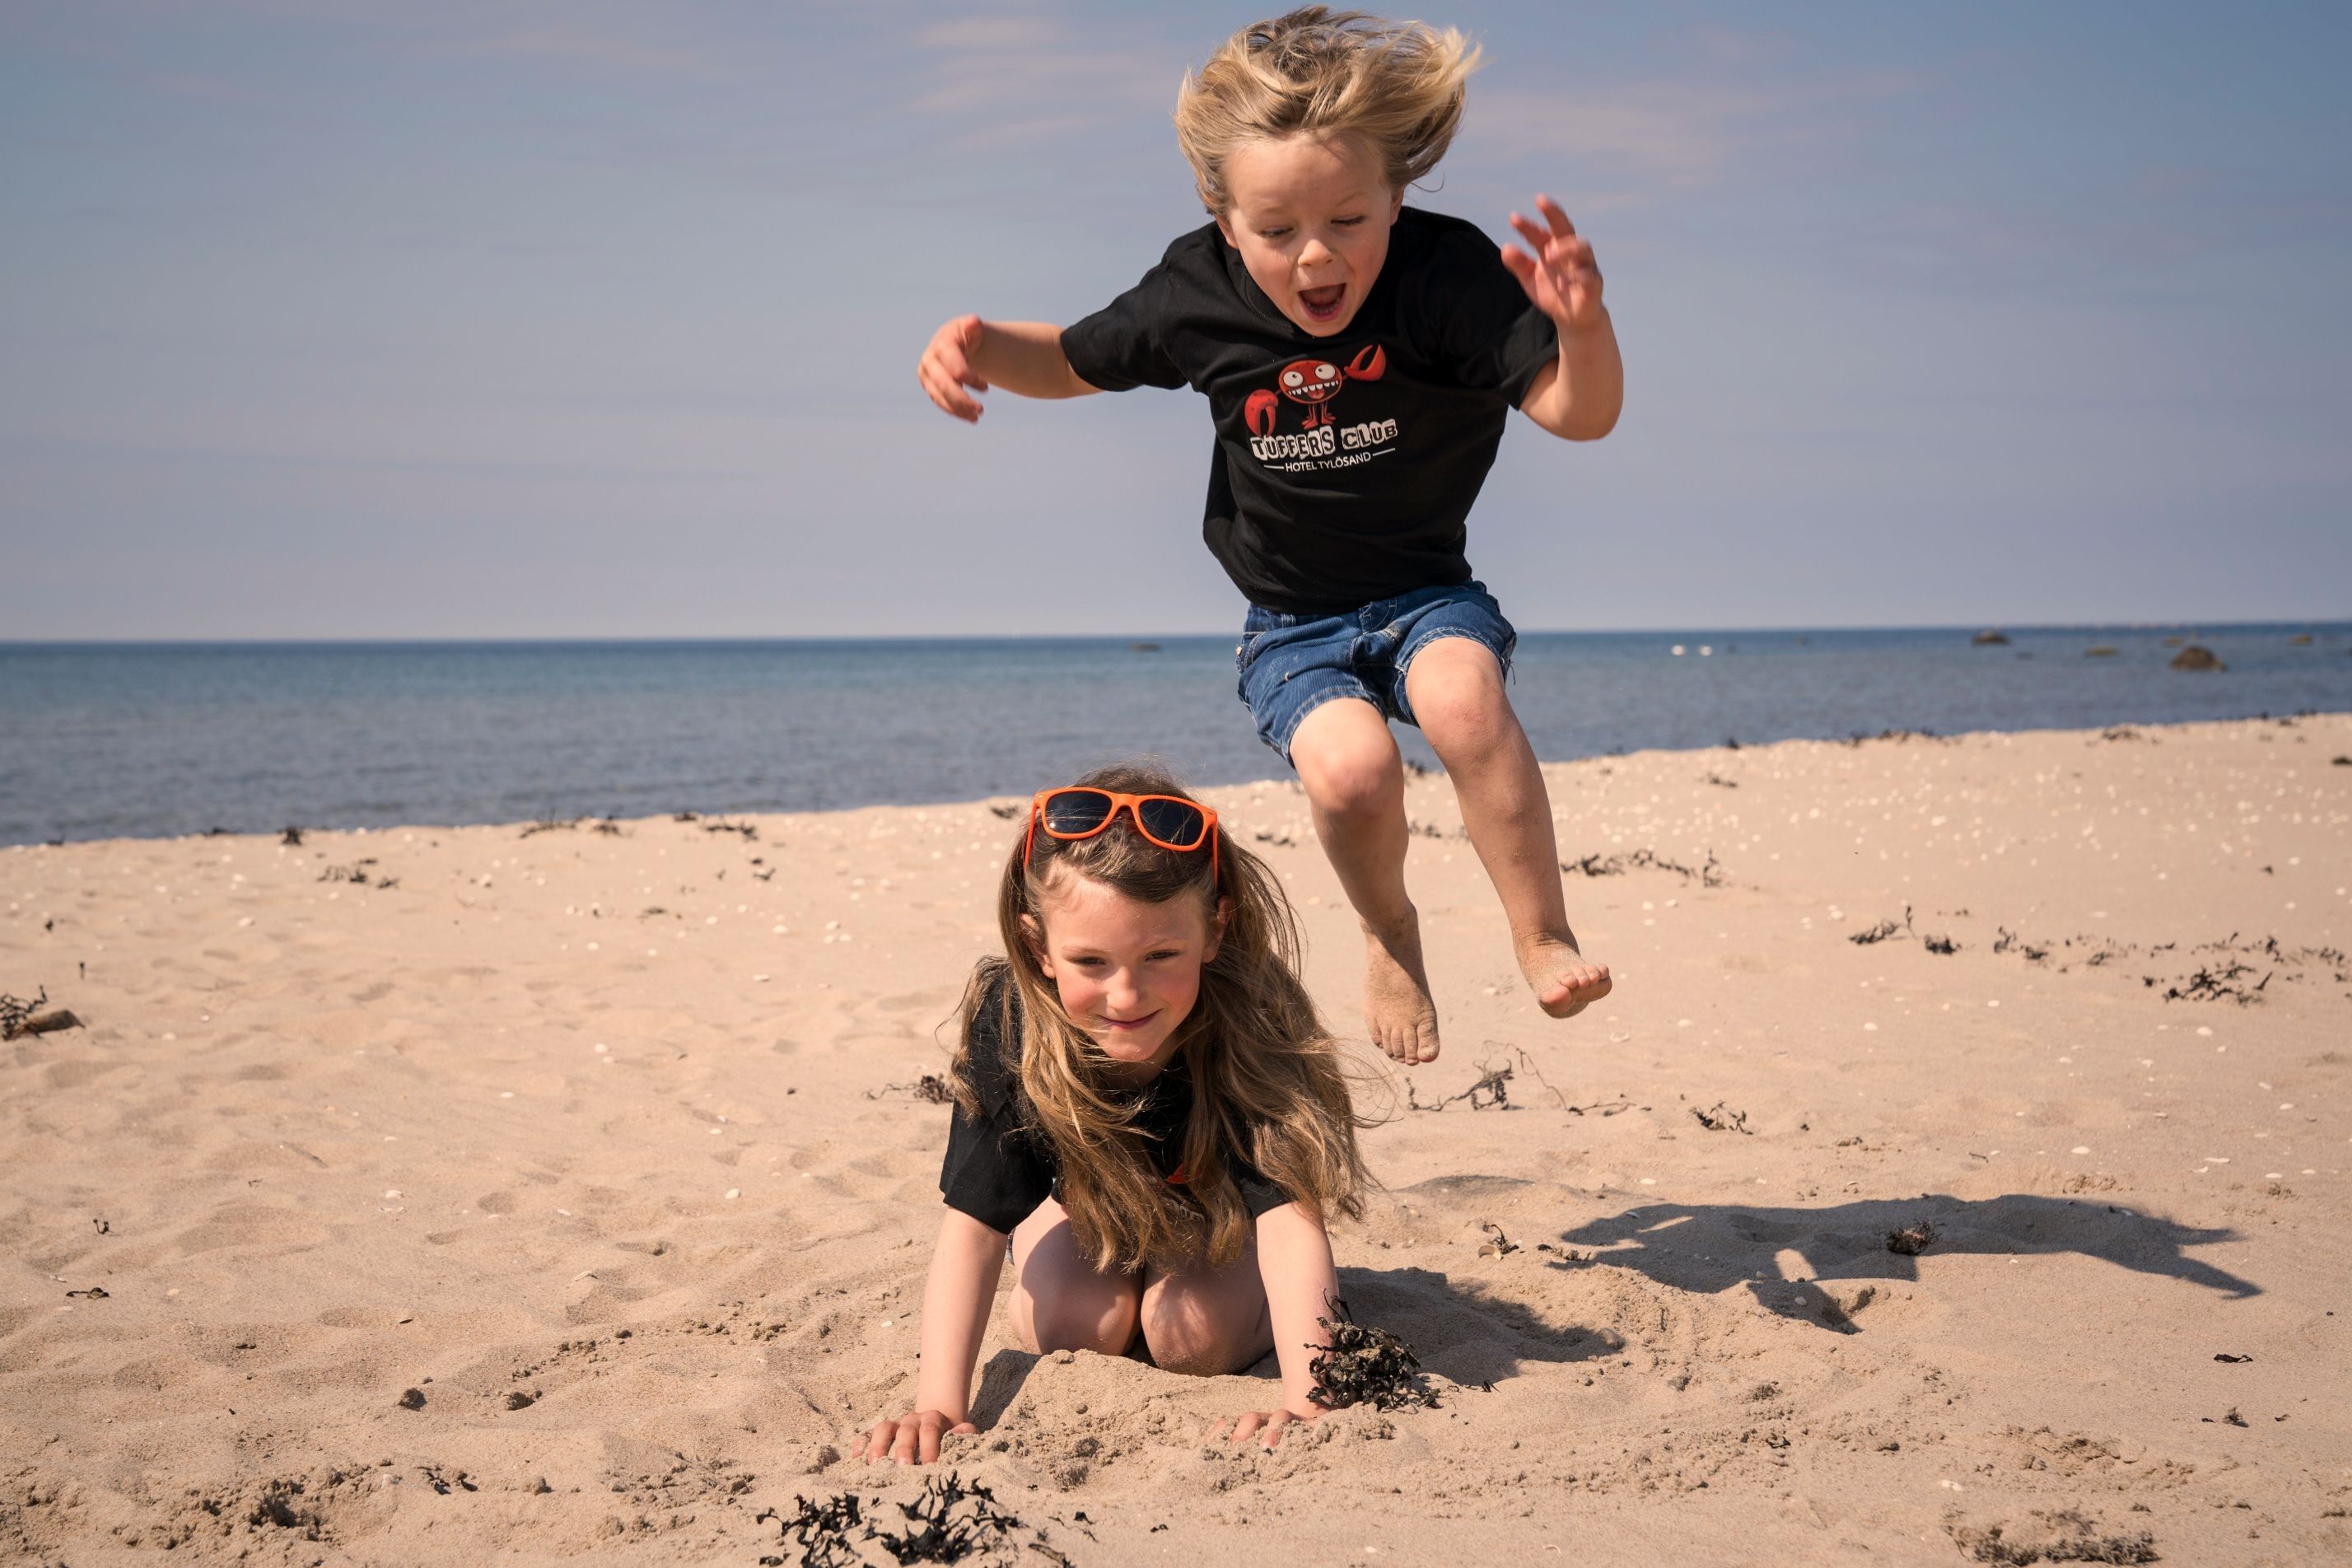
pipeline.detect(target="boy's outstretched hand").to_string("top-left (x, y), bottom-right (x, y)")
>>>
top-left (917, 314), bottom-right (990, 422)
top-left (861, 1408), bottom-right (977, 1466)
top-left (1501, 194), bottom-right (1604, 332)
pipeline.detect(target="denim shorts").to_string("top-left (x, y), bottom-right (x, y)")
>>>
top-left (1234, 580), bottom-right (1518, 763)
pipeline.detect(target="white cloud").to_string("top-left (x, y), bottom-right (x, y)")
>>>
top-left (467, 26), bottom-right (726, 80)
top-left (909, 12), bottom-right (1169, 128)
top-left (1474, 69), bottom-right (1912, 191)
top-left (915, 17), bottom-right (1067, 53)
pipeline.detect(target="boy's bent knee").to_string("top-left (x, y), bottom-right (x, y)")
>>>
top-left (1407, 649), bottom-right (1516, 759)
top-left (1300, 755), bottom-right (1398, 822)
top-left (1418, 693), bottom-right (1514, 761)
top-left (1291, 704), bottom-right (1400, 821)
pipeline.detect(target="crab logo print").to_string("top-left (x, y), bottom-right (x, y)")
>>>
top-left (1244, 343), bottom-right (1385, 434)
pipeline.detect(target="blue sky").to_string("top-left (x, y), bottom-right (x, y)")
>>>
top-left (4, 1), bottom-right (2347, 637)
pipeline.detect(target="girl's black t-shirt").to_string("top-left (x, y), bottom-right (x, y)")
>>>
top-left (938, 980), bottom-right (1290, 1237)
top-left (1059, 205), bottom-right (1561, 617)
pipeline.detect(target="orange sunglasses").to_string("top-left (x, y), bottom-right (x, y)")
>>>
top-left (1024, 787), bottom-right (1220, 884)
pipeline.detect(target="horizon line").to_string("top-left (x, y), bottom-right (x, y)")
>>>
top-left (5, 616), bottom-right (2349, 651)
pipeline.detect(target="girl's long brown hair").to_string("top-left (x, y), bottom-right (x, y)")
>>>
top-left (951, 761), bottom-right (1370, 1272)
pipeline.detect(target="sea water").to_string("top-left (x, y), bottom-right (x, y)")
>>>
top-left (3, 623), bottom-right (2347, 845)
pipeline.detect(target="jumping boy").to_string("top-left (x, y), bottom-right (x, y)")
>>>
top-left (916, 7), bottom-right (1618, 1065)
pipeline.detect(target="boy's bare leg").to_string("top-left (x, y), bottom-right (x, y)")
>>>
top-left (1287, 697), bottom-right (1442, 1064)
top-left (1402, 638), bottom-right (1612, 1020)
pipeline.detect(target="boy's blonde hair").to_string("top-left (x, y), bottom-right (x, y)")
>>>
top-left (1174, 7), bottom-right (1479, 216)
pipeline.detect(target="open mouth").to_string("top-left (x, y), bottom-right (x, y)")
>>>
top-left (1298, 283), bottom-right (1346, 323)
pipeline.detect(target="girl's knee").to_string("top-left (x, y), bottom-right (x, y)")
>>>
top-left (1144, 1328), bottom-right (1256, 1378)
top-left (1140, 1318), bottom-right (1244, 1376)
top-left (1137, 1288), bottom-right (1269, 1377)
top-left (1016, 1293), bottom-right (1138, 1358)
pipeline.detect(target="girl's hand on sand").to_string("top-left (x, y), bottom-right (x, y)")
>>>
top-left (1501, 195), bottom-right (1604, 331)
top-left (1211, 1404), bottom-right (1319, 1449)
top-left (917, 314), bottom-right (990, 422)
top-left (861, 1409), bottom-right (977, 1466)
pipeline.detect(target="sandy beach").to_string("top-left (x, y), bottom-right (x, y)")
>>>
top-left (4, 714), bottom-right (2348, 1566)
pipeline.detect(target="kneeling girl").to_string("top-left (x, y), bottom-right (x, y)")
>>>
top-left (862, 763), bottom-right (1369, 1463)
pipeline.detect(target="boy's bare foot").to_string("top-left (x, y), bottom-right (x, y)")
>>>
top-left (1520, 933), bottom-right (1612, 1019)
top-left (1363, 912), bottom-right (1441, 1064)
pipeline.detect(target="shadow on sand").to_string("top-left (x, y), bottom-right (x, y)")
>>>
top-left (1551, 1192), bottom-right (2257, 1332)
top-left (1331, 1262), bottom-right (1626, 1386)
top-left (965, 1192), bottom-right (2253, 1425)
top-left (965, 1259), bottom-right (1621, 1426)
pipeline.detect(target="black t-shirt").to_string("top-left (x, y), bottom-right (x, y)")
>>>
top-left (1060, 205), bottom-right (1559, 616)
top-left (938, 979), bottom-right (1291, 1236)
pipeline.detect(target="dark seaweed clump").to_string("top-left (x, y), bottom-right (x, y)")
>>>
top-left (758, 1474), bottom-right (1032, 1567)
top-left (758, 1491), bottom-right (866, 1568)
top-left (1405, 1058), bottom-right (1513, 1112)
top-left (1308, 1298), bottom-right (1438, 1412)
top-left (874, 1474), bottom-right (1025, 1564)
top-left (1948, 1508), bottom-right (2157, 1565)
top-left (1692, 1100), bottom-right (1751, 1134)
top-left (1887, 1220), bottom-right (1939, 1256)
top-left (870, 1073), bottom-right (956, 1104)
top-left (1, 988), bottom-right (49, 1040)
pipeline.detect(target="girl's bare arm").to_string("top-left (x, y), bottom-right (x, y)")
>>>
top-left (917, 315), bottom-right (1101, 422)
top-left (1219, 1201), bottom-right (1342, 1447)
top-left (862, 1207), bottom-right (1007, 1465)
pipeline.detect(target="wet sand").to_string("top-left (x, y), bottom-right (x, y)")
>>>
top-left (3, 715), bottom-right (2349, 1565)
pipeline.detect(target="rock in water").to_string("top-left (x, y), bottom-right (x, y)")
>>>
top-left (1971, 628), bottom-right (2010, 646)
top-left (2169, 645), bottom-right (2224, 671)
